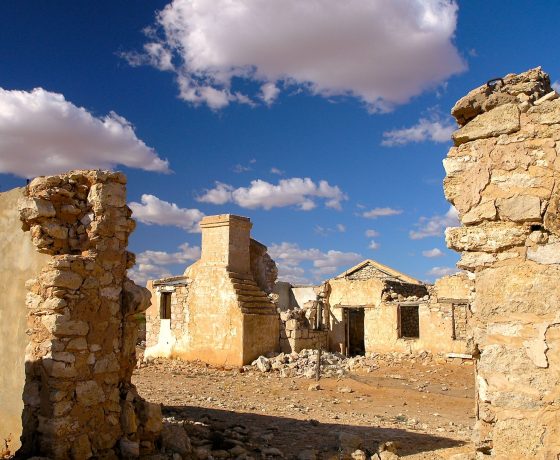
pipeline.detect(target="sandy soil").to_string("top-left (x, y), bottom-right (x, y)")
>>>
top-left (133, 357), bottom-right (476, 459)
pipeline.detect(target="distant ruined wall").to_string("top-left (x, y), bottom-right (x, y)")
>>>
top-left (444, 68), bottom-right (560, 458)
top-left (249, 238), bottom-right (278, 294)
top-left (0, 170), bottom-right (162, 458)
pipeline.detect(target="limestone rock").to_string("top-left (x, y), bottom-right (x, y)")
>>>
top-left (18, 197), bottom-right (56, 220)
top-left (446, 223), bottom-right (529, 253)
top-left (496, 195), bottom-right (541, 222)
top-left (527, 242), bottom-right (560, 264)
top-left (527, 98), bottom-right (560, 124)
top-left (462, 201), bottom-right (497, 225)
top-left (162, 424), bottom-right (192, 455)
top-left (452, 104), bottom-right (520, 146)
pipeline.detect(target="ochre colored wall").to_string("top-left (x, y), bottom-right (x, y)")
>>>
top-left (0, 188), bottom-right (49, 455)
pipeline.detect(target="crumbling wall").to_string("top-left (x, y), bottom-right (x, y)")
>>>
top-left (1, 170), bottom-right (161, 458)
top-left (0, 188), bottom-right (49, 456)
top-left (444, 68), bottom-right (560, 458)
top-left (279, 310), bottom-right (328, 353)
top-left (249, 238), bottom-right (278, 294)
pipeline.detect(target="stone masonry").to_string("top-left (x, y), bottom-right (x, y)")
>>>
top-left (444, 67), bottom-right (560, 458)
top-left (145, 214), bottom-right (279, 366)
top-left (13, 170), bottom-right (161, 458)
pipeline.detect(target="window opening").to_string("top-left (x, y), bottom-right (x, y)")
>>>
top-left (399, 304), bottom-right (419, 338)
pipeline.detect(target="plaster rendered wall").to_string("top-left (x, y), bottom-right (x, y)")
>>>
top-left (291, 286), bottom-right (317, 308)
top-left (444, 68), bottom-right (560, 458)
top-left (327, 278), bottom-right (383, 353)
top-left (0, 188), bottom-right (49, 456)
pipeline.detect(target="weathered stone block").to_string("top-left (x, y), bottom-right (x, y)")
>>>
top-left (452, 104), bottom-right (520, 146)
top-left (496, 195), bottom-right (541, 222)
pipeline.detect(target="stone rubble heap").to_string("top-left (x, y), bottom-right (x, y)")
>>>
top-left (444, 67), bottom-right (560, 458)
top-left (17, 170), bottom-right (162, 458)
top-left (249, 350), bottom-right (371, 379)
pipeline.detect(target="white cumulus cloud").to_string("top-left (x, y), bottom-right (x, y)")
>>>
top-left (365, 229), bottom-right (380, 238)
top-left (410, 206), bottom-right (459, 240)
top-left (0, 87), bottom-right (170, 178)
top-left (422, 248), bottom-right (444, 258)
top-left (129, 194), bottom-right (204, 232)
top-left (552, 81), bottom-right (560, 92)
top-left (369, 240), bottom-right (380, 250)
top-left (381, 116), bottom-right (456, 146)
top-left (362, 207), bottom-right (402, 219)
top-left (128, 242), bottom-right (201, 286)
top-left (427, 266), bottom-right (459, 277)
top-left (126, 0), bottom-right (465, 111)
top-left (197, 178), bottom-right (347, 210)
top-left (269, 242), bottom-right (362, 282)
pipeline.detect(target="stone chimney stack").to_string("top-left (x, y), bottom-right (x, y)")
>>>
top-left (199, 214), bottom-right (252, 274)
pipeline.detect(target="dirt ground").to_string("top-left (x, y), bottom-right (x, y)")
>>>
top-left (133, 357), bottom-right (476, 459)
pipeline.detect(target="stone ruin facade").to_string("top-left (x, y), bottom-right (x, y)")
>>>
top-left (274, 260), bottom-right (473, 358)
top-left (145, 214), bottom-right (279, 366)
top-left (444, 67), bottom-right (560, 458)
top-left (0, 170), bottom-right (161, 458)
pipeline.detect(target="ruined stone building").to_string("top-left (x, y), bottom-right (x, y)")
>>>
top-left (275, 259), bottom-right (473, 357)
top-left (0, 171), bottom-right (161, 458)
top-left (444, 67), bottom-right (560, 458)
top-left (145, 214), bottom-right (279, 366)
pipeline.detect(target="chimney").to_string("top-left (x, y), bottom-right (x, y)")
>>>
top-left (199, 214), bottom-right (252, 274)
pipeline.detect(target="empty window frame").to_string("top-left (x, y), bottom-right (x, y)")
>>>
top-left (160, 292), bottom-right (172, 320)
top-left (399, 304), bottom-right (419, 338)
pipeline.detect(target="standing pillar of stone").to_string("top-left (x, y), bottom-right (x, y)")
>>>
top-left (15, 170), bottom-right (161, 459)
top-left (444, 67), bottom-right (560, 458)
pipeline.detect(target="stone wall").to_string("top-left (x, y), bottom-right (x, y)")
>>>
top-left (249, 238), bottom-right (278, 294)
top-left (145, 214), bottom-right (279, 366)
top-left (279, 309), bottom-right (328, 353)
top-left (145, 277), bottom-right (190, 357)
top-left (444, 68), bottom-right (560, 458)
top-left (0, 170), bottom-right (161, 458)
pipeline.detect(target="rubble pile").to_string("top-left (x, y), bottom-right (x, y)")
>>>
top-left (249, 350), bottom-right (372, 378)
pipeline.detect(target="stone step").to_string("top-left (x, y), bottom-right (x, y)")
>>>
top-left (236, 291), bottom-right (269, 299)
top-left (227, 271), bottom-right (254, 280)
top-left (237, 294), bottom-right (270, 303)
top-left (232, 283), bottom-right (260, 291)
top-left (240, 301), bottom-right (275, 309)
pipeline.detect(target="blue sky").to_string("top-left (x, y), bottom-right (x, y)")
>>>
top-left (1, 0), bottom-right (559, 285)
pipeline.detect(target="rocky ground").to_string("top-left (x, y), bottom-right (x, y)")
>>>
top-left (134, 351), bottom-right (476, 459)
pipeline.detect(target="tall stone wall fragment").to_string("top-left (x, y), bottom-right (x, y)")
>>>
top-left (444, 67), bottom-right (560, 459)
top-left (0, 170), bottom-right (161, 458)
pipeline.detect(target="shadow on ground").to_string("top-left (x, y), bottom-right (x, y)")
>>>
top-left (163, 404), bottom-right (465, 458)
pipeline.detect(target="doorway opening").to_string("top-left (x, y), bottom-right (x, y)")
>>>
top-left (344, 307), bottom-right (365, 356)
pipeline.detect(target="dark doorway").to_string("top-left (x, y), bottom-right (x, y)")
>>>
top-left (344, 308), bottom-right (365, 356)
